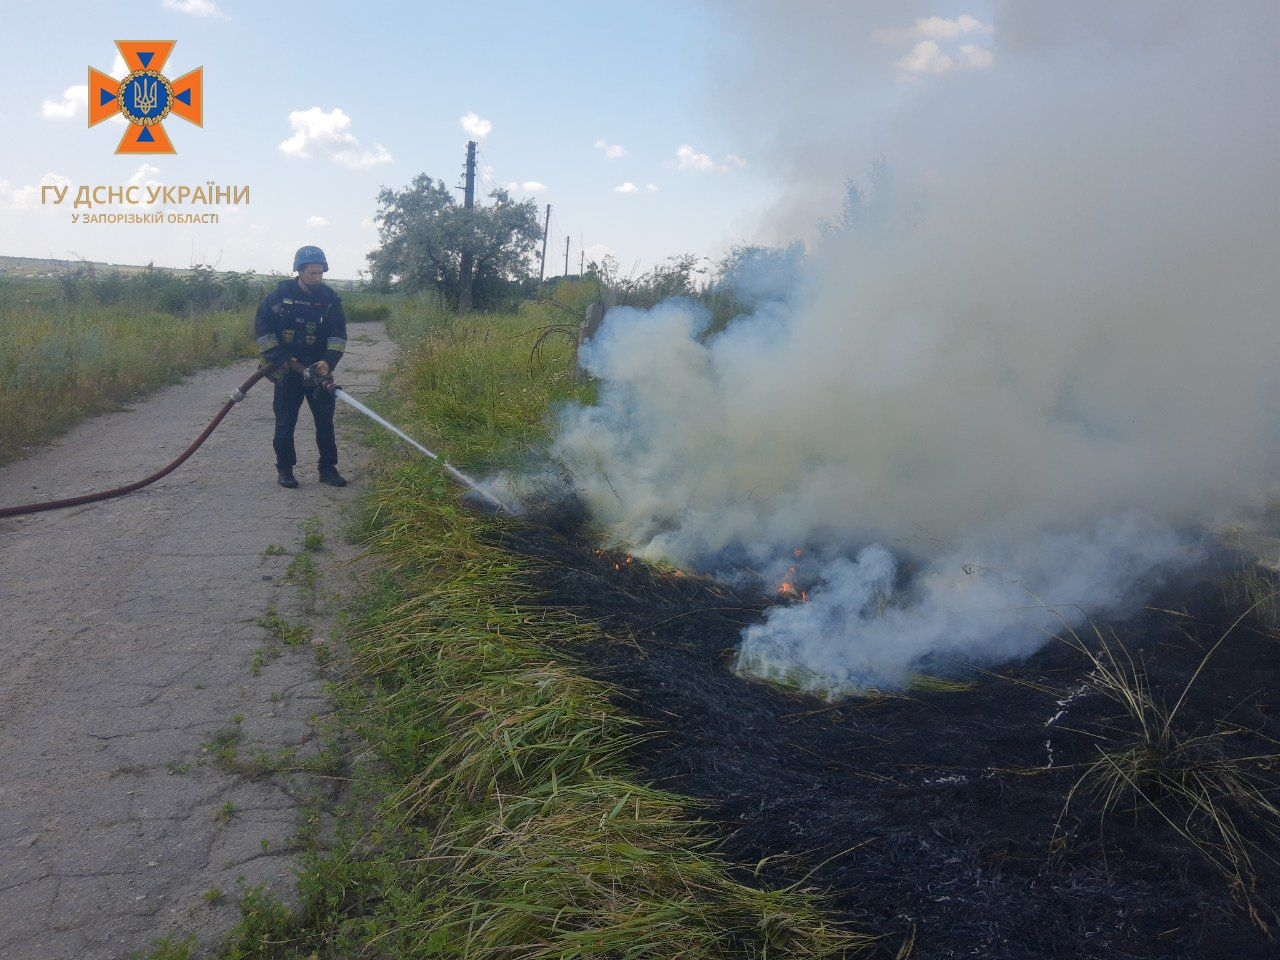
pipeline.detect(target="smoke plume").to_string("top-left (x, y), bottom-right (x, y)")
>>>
top-left (547, 2), bottom-right (1280, 693)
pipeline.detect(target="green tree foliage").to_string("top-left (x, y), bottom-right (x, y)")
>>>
top-left (587, 252), bottom-right (706, 308)
top-left (368, 174), bottom-right (542, 310)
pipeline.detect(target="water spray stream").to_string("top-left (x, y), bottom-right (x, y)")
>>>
top-left (331, 388), bottom-right (510, 514)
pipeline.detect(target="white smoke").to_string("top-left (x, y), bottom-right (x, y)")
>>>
top-left (546, 2), bottom-right (1280, 692)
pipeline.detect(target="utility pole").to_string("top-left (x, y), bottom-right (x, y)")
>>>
top-left (579, 250), bottom-right (584, 275)
top-left (459, 140), bottom-right (476, 312)
top-left (538, 203), bottom-right (551, 283)
top-left (564, 235), bottom-right (570, 277)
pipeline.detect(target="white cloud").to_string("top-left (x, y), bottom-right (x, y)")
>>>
top-left (958, 43), bottom-right (994, 68)
top-left (306, 215), bottom-right (331, 227)
top-left (594, 139), bottom-right (627, 159)
top-left (675, 144), bottom-right (718, 171)
top-left (877, 14), bottom-right (995, 78)
top-left (163, 0), bottom-right (225, 17)
top-left (460, 111), bottom-right (492, 140)
top-left (1, 172), bottom-right (70, 210)
top-left (279, 107), bottom-right (393, 169)
top-left (645, 183), bottom-right (659, 193)
top-left (896, 40), bottom-right (955, 75)
top-left (42, 85), bottom-right (86, 120)
top-left (612, 182), bottom-right (639, 194)
top-left (249, 223), bottom-right (271, 235)
top-left (584, 242), bottom-right (613, 263)
top-left (957, 14), bottom-right (993, 34)
top-left (128, 163), bottom-right (161, 185)
top-left (359, 216), bottom-right (376, 230)
top-left (672, 144), bottom-right (745, 173)
top-left (874, 14), bottom-right (993, 44)
top-left (506, 180), bottom-right (547, 194)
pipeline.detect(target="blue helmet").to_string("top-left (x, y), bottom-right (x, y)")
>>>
top-left (293, 245), bottom-right (329, 272)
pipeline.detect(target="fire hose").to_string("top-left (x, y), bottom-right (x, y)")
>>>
top-left (0, 360), bottom-right (507, 520)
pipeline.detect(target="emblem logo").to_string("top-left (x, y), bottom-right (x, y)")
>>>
top-left (88, 41), bottom-right (202, 154)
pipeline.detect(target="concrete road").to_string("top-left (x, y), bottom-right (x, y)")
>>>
top-left (0, 323), bottom-right (395, 959)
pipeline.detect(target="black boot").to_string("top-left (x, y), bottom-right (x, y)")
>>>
top-left (277, 468), bottom-right (299, 488)
top-left (318, 466), bottom-right (348, 487)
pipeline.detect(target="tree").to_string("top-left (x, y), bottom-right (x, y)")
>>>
top-left (585, 252), bottom-right (706, 309)
top-left (367, 174), bottom-right (542, 310)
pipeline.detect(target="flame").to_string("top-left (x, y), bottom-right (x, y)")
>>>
top-left (777, 549), bottom-right (810, 601)
top-left (778, 563), bottom-right (799, 597)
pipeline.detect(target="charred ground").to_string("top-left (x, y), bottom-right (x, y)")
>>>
top-left (502, 508), bottom-right (1280, 960)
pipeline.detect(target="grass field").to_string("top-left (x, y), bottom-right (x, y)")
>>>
top-left (0, 295), bottom-right (252, 464)
top-left (0, 276), bottom-right (395, 465)
top-left (149, 296), bottom-right (866, 959)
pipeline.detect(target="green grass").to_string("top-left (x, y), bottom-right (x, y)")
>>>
top-left (301, 517), bottom-right (325, 552)
top-left (285, 552), bottom-right (321, 612)
top-left (257, 608), bottom-right (311, 647)
top-left (0, 295), bottom-right (253, 463)
top-left (185, 300), bottom-right (866, 958)
top-left (342, 289), bottom-right (397, 324)
top-left (203, 724), bottom-right (244, 771)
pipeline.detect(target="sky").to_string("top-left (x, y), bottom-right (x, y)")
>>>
top-left (0, 0), bottom-right (999, 279)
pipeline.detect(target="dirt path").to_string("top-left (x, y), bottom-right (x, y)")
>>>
top-left (0, 323), bottom-right (395, 959)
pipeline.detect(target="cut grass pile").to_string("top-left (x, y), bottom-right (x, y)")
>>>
top-left (162, 299), bottom-right (865, 959)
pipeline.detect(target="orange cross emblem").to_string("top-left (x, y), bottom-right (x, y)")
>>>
top-left (88, 41), bottom-right (202, 154)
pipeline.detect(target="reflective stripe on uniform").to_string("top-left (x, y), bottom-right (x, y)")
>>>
top-left (256, 333), bottom-right (280, 354)
top-left (326, 337), bottom-right (347, 353)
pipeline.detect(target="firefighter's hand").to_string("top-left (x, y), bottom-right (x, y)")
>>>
top-left (311, 360), bottom-right (330, 377)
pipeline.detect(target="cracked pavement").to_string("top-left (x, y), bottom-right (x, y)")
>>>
top-left (0, 322), bottom-right (395, 959)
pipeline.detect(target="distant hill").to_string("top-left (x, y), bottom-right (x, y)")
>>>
top-left (0, 255), bottom-right (361, 290)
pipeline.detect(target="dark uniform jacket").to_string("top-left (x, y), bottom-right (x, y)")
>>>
top-left (254, 279), bottom-right (347, 375)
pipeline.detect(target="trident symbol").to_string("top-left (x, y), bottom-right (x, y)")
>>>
top-left (133, 77), bottom-right (158, 114)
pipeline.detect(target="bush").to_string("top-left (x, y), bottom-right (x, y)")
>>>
top-left (52, 262), bottom-right (273, 317)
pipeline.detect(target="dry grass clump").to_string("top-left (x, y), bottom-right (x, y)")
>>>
top-left (394, 778), bottom-right (855, 959)
top-left (1058, 617), bottom-right (1280, 929)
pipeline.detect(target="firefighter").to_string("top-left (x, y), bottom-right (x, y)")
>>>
top-left (254, 245), bottom-right (349, 488)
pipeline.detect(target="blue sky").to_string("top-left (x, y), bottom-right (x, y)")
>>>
top-left (0, 0), bottom-right (998, 278)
